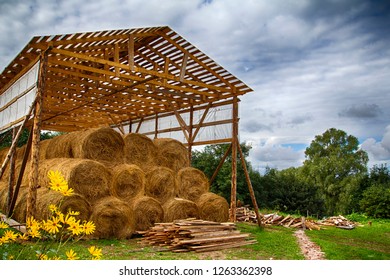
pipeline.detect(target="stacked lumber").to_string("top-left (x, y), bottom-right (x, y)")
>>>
top-left (262, 213), bottom-right (321, 231)
top-left (317, 215), bottom-right (356, 229)
top-left (140, 218), bottom-right (256, 252)
top-left (236, 206), bottom-right (257, 223)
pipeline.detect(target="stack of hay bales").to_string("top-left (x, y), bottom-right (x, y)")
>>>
top-left (0, 126), bottom-right (229, 239)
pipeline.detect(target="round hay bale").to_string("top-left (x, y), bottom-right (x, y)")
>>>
top-left (153, 138), bottom-right (189, 172)
top-left (0, 147), bottom-right (9, 164)
top-left (196, 192), bottom-right (229, 222)
top-left (176, 167), bottom-right (209, 201)
top-left (0, 182), bottom-right (8, 212)
top-left (90, 196), bottom-right (135, 239)
top-left (111, 164), bottom-right (145, 200)
top-left (25, 158), bottom-right (111, 203)
top-left (11, 187), bottom-right (30, 223)
top-left (39, 139), bottom-right (52, 160)
top-left (45, 127), bottom-right (125, 163)
top-left (130, 195), bottom-right (164, 231)
top-left (163, 198), bottom-right (199, 222)
top-left (45, 133), bottom-right (74, 159)
top-left (144, 166), bottom-right (176, 204)
top-left (71, 126), bottom-right (124, 163)
top-left (123, 133), bottom-right (157, 168)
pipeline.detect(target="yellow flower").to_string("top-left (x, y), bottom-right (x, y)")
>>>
top-left (44, 216), bottom-right (62, 234)
top-left (0, 221), bottom-right (8, 229)
top-left (48, 170), bottom-right (68, 192)
top-left (0, 236), bottom-right (7, 245)
top-left (82, 221), bottom-right (96, 235)
top-left (66, 249), bottom-right (79, 260)
top-left (37, 253), bottom-right (49, 260)
top-left (67, 210), bottom-right (80, 216)
top-left (26, 216), bottom-right (41, 229)
top-left (48, 204), bottom-right (59, 213)
top-left (3, 230), bottom-right (19, 242)
top-left (60, 187), bottom-right (74, 196)
top-left (28, 227), bottom-right (41, 239)
top-left (19, 233), bottom-right (30, 241)
top-left (88, 246), bottom-right (102, 260)
top-left (64, 214), bottom-right (76, 225)
top-left (67, 220), bottom-right (82, 235)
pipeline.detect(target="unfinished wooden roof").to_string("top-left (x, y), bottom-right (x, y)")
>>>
top-left (0, 26), bottom-right (252, 132)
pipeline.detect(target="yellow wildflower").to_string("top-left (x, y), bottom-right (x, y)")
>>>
top-left (82, 221), bottom-right (96, 235)
top-left (66, 249), bottom-right (79, 260)
top-left (0, 221), bottom-right (8, 229)
top-left (48, 204), bottom-right (59, 213)
top-left (64, 214), bottom-right (76, 225)
top-left (44, 216), bottom-right (62, 234)
top-left (28, 227), bottom-right (41, 239)
top-left (88, 246), bottom-right (102, 260)
top-left (26, 216), bottom-right (40, 229)
top-left (67, 210), bottom-right (80, 216)
top-left (60, 187), bottom-right (74, 196)
top-left (37, 253), bottom-right (49, 260)
top-left (48, 170), bottom-right (68, 192)
top-left (67, 220), bottom-right (82, 235)
top-left (3, 230), bottom-right (19, 242)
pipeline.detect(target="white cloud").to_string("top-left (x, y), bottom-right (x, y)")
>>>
top-left (361, 125), bottom-right (390, 164)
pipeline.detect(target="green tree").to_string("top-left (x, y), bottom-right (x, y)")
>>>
top-left (302, 128), bottom-right (368, 215)
top-left (191, 143), bottom-right (256, 205)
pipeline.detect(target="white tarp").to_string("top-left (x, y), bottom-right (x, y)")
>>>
top-left (127, 103), bottom-right (234, 145)
top-left (0, 62), bottom-right (39, 133)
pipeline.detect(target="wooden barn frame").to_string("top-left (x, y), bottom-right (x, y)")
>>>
top-left (0, 26), bottom-right (261, 225)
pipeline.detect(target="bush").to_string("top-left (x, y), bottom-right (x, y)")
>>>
top-left (359, 184), bottom-right (390, 218)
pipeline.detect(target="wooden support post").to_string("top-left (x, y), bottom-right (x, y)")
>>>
top-left (230, 97), bottom-right (238, 222)
top-left (188, 105), bottom-right (194, 163)
top-left (237, 142), bottom-right (263, 227)
top-left (6, 127), bottom-right (17, 213)
top-left (114, 43), bottom-right (120, 76)
top-left (8, 125), bottom-right (33, 218)
top-left (154, 114), bottom-right (158, 139)
top-left (128, 34), bottom-right (135, 71)
top-left (210, 143), bottom-right (232, 185)
top-left (26, 52), bottom-right (47, 220)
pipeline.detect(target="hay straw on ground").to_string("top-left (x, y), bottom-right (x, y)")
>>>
top-left (163, 197), bottom-right (199, 222)
top-left (196, 192), bottom-right (229, 222)
top-left (25, 158), bottom-right (111, 203)
top-left (46, 127), bottom-right (124, 163)
top-left (130, 195), bottom-right (164, 231)
top-left (90, 196), bottom-right (135, 239)
top-left (153, 138), bottom-right (189, 172)
top-left (111, 164), bottom-right (145, 200)
top-left (176, 167), bottom-right (209, 201)
top-left (144, 166), bottom-right (176, 204)
top-left (123, 133), bottom-right (157, 168)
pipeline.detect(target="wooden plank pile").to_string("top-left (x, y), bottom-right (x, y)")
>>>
top-left (261, 213), bottom-right (321, 230)
top-left (317, 215), bottom-right (356, 229)
top-left (140, 218), bottom-right (257, 252)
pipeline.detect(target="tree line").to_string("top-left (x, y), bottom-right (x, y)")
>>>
top-left (192, 128), bottom-right (390, 218)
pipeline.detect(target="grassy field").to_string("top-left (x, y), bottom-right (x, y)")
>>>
top-left (1, 218), bottom-right (389, 260)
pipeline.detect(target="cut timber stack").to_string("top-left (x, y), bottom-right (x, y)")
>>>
top-left (140, 218), bottom-right (256, 253)
top-left (317, 215), bottom-right (356, 229)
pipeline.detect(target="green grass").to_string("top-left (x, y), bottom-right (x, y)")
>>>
top-left (1, 223), bottom-right (304, 260)
top-left (305, 217), bottom-right (390, 260)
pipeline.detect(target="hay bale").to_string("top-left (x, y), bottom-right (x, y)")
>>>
top-left (46, 127), bottom-right (125, 163)
top-left (35, 190), bottom-right (91, 222)
top-left (176, 167), bottom-right (209, 201)
top-left (163, 198), bottom-right (199, 222)
top-left (39, 139), bottom-right (52, 160)
top-left (144, 166), bottom-right (176, 204)
top-left (130, 195), bottom-right (164, 231)
top-left (0, 182), bottom-right (8, 212)
top-left (90, 196), bottom-right (135, 239)
top-left (123, 133), bottom-right (157, 168)
top-left (196, 192), bottom-right (229, 222)
top-left (111, 164), bottom-right (145, 200)
top-left (26, 158), bottom-right (111, 203)
top-left (45, 133), bottom-right (74, 159)
top-left (11, 187), bottom-right (30, 223)
top-left (153, 138), bottom-right (189, 172)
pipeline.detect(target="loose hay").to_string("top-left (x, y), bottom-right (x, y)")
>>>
top-left (123, 133), bottom-right (157, 168)
top-left (35, 190), bottom-right (91, 222)
top-left (196, 192), bottom-right (229, 222)
top-left (144, 166), bottom-right (176, 204)
top-left (28, 158), bottom-right (111, 203)
top-left (176, 167), bottom-right (209, 201)
top-left (153, 138), bottom-right (189, 172)
top-left (111, 164), bottom-right (145, 200)
top-left (90, 196), bottom-right (135, 239)
top-left (130, 195), bottom-right (164, 231)
top-left (163, 198), bottom-right (199, 222)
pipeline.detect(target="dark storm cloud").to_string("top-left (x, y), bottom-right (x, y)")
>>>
top-left (339, 104), bottom-right (382, 119)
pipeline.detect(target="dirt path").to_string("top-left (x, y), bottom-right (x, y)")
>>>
top-left (294, 229), bottom-right (326, 260)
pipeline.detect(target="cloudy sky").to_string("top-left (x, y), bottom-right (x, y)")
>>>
top-left (1, 0), bottom-right (389, 172)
